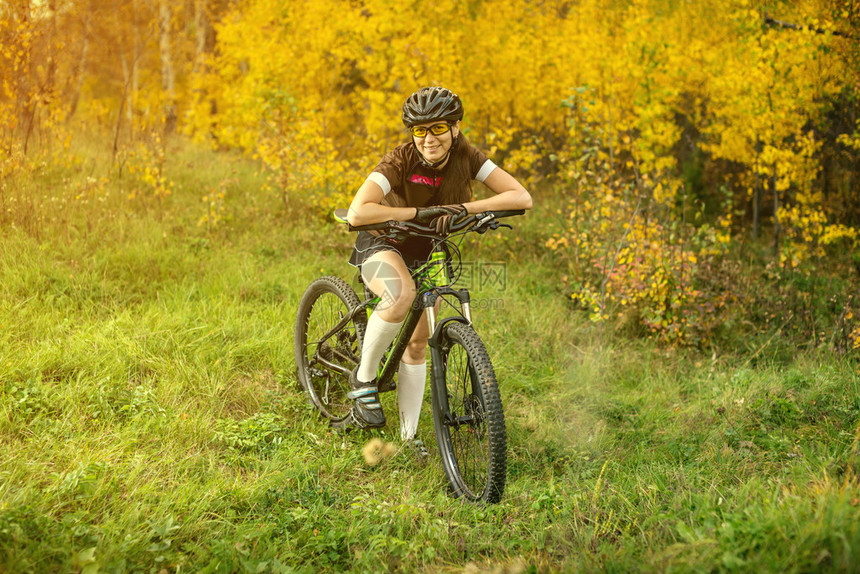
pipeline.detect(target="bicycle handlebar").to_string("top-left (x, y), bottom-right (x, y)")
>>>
top-left (345, 209), bottom-right (525, 237)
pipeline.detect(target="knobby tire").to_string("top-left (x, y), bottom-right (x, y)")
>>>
top-left (294, 276), bottom-right (366, 424)
top-left (432, 321), bottom-right (507, 503)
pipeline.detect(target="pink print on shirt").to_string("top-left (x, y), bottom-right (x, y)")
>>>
top-left (410, 174), bottom-right (443, 187)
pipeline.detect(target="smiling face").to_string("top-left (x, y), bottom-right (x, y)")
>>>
top-left (412, 120), bottom-right (459, 167)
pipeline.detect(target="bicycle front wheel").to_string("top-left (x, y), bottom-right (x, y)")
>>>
top-left (432, 321), bottom-right (507, 503)
top-left (294, 276), bottom-right (366, 423)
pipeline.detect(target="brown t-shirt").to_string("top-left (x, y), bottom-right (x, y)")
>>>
top-left (367, 141), bottom-right (496, 208)
top-left (349, 140), bottom-right (497, 269)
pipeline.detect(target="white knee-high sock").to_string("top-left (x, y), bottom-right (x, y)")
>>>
top-left (356, 313), bottom-right (403, 383)
top-left (397, 361), bottom-right (427, 441)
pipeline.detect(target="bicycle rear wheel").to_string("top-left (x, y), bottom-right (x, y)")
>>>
top-left (295, 276), bottom-right (366, 423)
top-left (431, 321), bottom-right (507, 503)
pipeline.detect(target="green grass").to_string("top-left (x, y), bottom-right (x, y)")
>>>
top-left (1, 138), bottom-right (859, 573)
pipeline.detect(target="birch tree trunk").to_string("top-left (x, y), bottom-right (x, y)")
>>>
top-left (772, 175), bottom-right (780, 261)
top-left (18, 0), bottom-right (36, 154)
top-left (194, 0), bottom-right (209, 73)
top-left (159, 0), bottom-right (177, 135)
top-left (67, 1), bottom-right (91, 122)
top-left (752, 171), bottom-right (760, 240)
top-left (128, 0), bottom-right (139, 139)
top-left (41, 0), bottom-right (57, 149)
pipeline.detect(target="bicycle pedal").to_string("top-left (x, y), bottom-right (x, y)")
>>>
top-left (331, 408), bottom-right (385, 431)
top-left (330, 410), bottom-right (358, 431)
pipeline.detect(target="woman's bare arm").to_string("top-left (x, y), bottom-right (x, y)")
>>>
top-left (346, 179), bottom-right (418, 226)
top-left (462, 167), bottom-right (533, 213)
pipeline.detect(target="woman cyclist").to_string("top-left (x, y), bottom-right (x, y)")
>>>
top-left (345, 86), bottom-right (532, 451)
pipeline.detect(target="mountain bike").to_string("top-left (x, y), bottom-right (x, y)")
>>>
top-left (294, 209), bottom-right (523, 503)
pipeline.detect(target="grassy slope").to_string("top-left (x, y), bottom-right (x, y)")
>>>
top-left (1, 139), bottom-right (859, 573)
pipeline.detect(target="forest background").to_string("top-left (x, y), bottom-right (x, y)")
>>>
top-left (3, 0), bottom-right (860, 347)
top-left (2, 0), bottom-right (860, 572)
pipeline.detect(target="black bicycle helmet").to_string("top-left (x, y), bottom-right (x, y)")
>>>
top-left (401, 87), bottom-right (464, 127)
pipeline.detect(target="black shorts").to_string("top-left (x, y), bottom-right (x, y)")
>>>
top-left (348, 231), bottom-right (436, 271)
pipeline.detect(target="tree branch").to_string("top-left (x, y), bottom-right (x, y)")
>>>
top-left (764, 12), bottom-right (851, 38)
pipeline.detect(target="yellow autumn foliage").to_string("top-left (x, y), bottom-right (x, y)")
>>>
top-left (2, 0), bottom-right (858, 344)
top-left (182, 0), bottom-right (854, 225)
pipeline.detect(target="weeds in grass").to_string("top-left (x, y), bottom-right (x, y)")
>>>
top-left (1, 141), bottom-right (858, 572)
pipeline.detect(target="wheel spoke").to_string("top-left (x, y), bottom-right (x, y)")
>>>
top-left (432, 322), bottom-right (505, 503)
top-left (443, 340), bottom-right (489, 498)
top-left (295, 277), bottom-right (365, 422)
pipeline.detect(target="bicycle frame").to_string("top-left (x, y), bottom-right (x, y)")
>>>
top-left (299, 208), bottom-right (522, 502)
top-left (365, 255), bottom-right (474, 393)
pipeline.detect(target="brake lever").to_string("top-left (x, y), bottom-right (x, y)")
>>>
top-left (472, 217), bottom-right (513, 234)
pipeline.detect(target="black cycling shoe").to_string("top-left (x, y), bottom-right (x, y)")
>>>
top-left (347, 369), bottom-right (386, 428)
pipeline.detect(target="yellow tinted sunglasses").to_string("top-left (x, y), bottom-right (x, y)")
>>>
top-left (409, 123), bottom-right (452, 138)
